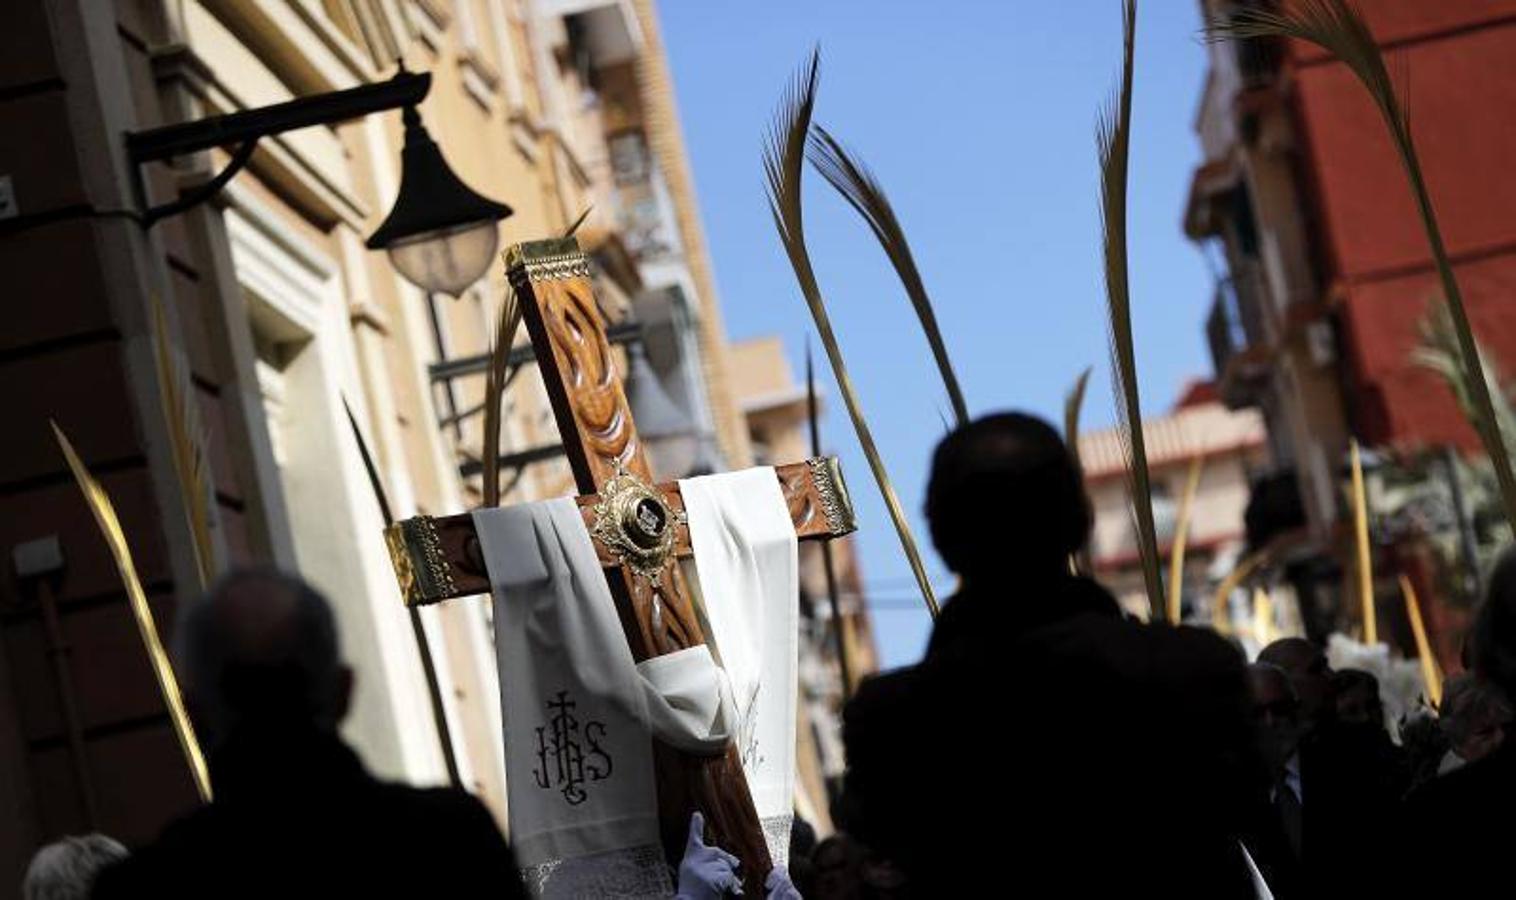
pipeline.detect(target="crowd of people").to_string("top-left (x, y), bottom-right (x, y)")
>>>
top-left (808, 413), bottom-right (1515, 898)
top-left (20, 412), bottom-right (1514, 898)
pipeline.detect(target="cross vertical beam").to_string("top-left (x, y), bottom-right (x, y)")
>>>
top-left (503, 238), bottom-right (771, 884)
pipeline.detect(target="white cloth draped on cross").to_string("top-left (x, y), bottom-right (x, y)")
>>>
top-left (472, 467), bottom-right (799, 899)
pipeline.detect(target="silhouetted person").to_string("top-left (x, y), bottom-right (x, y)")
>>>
top-left (1239, 663), bottom-right (1305, 898)
top-left (1243, 646), bottom-right (1401, 896)
top-left (808, 834), bottom-right (905, 900)
top-left (24, 835), bottom-right (126, 900)
top-left (1332, 668), bottom-right (1385, 732)
top-left (839, 413), bottom-right (1257, 897)
top-left (93, 569), bottom-right (526, 899)
top-left (1258, 638), bottom-right (1336, 734)
top-left (1404, 549), bottom-right (1516, 893)
top-left (1436, 672), bottom-right (1511, 776)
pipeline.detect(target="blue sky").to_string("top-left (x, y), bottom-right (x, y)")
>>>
top-left (659, 1), bottom-right (1215, 668)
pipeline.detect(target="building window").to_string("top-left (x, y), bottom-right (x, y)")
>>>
top-left (609, 130), bottom-right (651, 185)
top-left (1151, 482), bottom-right (1178, 542)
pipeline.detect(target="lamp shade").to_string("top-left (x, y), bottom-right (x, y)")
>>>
top-left (367, 105), bottom-right (511, 296)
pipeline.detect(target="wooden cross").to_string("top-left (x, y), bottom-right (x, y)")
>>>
top-left (384, 237), bottom-right (858, 890)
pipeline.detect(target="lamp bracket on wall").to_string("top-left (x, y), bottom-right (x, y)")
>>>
top-left (125, 70), bottom-right (431, 228)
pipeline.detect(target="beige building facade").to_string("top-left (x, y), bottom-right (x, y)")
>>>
top-left (0, 0), bottom-right (753, 879)
top-left (1079, 382), bottom-right (1269, 619)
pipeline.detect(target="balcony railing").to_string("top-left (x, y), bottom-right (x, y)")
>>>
top-left (1206, 262), bottom-right (1271, 407)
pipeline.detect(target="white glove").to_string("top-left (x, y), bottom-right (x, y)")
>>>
top-left (764, 865), bottom-right (802, 900)
top-left (676, 811), bottom-right (744, 898)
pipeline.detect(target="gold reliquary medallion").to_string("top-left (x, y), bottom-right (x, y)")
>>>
top-left (590, 465), bottom-right (684, 580)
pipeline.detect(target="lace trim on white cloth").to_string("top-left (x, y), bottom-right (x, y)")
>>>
top-left (522, 843), bottom-right (673, 899)
top-left (762, 814), bottom-right (793, 870)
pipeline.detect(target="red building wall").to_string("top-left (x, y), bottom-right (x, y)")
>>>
top-left (1286, 1), bottom-right (1516, 448)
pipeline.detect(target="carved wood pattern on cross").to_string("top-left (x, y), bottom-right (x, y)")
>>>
top-left (514, 252), bottom-right (703, 656)
top-left (380, 238), bottom-right (858, 891)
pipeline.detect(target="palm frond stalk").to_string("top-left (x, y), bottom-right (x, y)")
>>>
top-left (1167, 456), bottom-right (1205, 624)
top-left (1398, 575), bottom-right (1443, 707)
top-left (149, 294), bottom-right (216, 588)
top-left (342, 398), bottom-right (463, 788)
top-left (483, 284), bottom-right (524, 508)
top-left (806, 127), bottom-right (968, 426)
top-left (563, 205), bottom-right (594, 238)
top-left (1350, 438), bottom-right (1377, 644)
top-left (763, 50), bottom-right (938, 618)
top-left (1099, 0), bottom-right (1164, 619)
top-left (1064, 366), bottom-right (1094, 449)
top-left (1065, 366), bottom-right (1095, 575)
top-left (53, 422), bottom-right (212, 802)
top-left (1212, 549), bottom-right (1269, 633)
top-left (1208, 0), bottom-right (1516, 533)
top-left (1252, 586), bottom-right (1277, 646)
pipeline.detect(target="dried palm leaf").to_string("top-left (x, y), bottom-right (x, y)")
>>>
top-left (1064, 366), bottom-right (1095, 575)
top-left (1398, 575), bottom-right (1443, 707)
top-left (149, 293), bottom-right (216, 588)
top-left (1167, 456), bottom-right (1205, 624)
top-left (1211, 548), bottom-right (1269, 633)
top-left (341, 397), bottom-right (463, 787)
top-left (1099, 0), bottom-right (1164, 619)
top-left (1414, 298), bottom-right (1516, 453)
top-left (806, 126), bottom-right (968, 426)
top-left (1349, 438), bottom-right (1377, 644)
top-left (482, 283), bottom-right (523, 508)
top-left (1208, 0), bottom-right (1516, 533)
top-left (563, 205), bottom-right (594, 238)
top-left (1064, 366), bottom-right (1094, 449)
top-left (1252, 586), bottom-right (1277, 646)
top-left (52, 422), bottom-right (212, 802)
top-left (763, 49), bottom-right (938, 618)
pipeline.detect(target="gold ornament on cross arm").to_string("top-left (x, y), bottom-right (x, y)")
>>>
top-left (590, 465), bottom-right (686, 581)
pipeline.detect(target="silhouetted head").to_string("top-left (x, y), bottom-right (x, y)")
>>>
top-left (23, 834), bottom-right (127, 900)
top-left (926, 412), bottom-right (1090, 583)
top-left (1259, 637), bottom-right (1335, 730)
top-left (176, 568), bottom-right (351, 750)
top-left (1440, 673), bottom-right (1512, 766)
top-left (1247, 662), bottom-right (1302, 770)
top-left (1473, 548), bottom-right (1516, 700)
top-left (1332, 668), bottom-right (1384, 731)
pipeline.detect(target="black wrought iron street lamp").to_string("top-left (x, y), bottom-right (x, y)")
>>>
top-left (121, 66), bottom-right (513, 789)
top-left (364, 103), bottom-right (512, 296)
top-left (125, 67), bottom-right (511, 296)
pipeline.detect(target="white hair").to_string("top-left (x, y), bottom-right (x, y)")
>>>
top-left (22, 834), bottom-right (128, 900)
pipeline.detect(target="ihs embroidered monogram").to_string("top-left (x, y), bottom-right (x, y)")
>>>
top-left (532, 691), bottom-right (613, 807)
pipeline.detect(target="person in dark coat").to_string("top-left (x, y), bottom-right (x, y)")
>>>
top-left (1244, 640), bottom-right (1406, 897)
top-left (838, 413), bottom-right (1258, 898)
top-left (93, 569), bottom-right (526, 899)
top-left (1401, 548), bottom-right (1516, 895)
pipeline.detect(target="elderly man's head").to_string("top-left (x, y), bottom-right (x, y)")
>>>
top-left (176, 569), bottom-right (350, 749)
top-left (1247, 662), bottom-right (1302, 770)
top-left (23, 834), bottom-right (128, 900)
top-left (1259, 637), bottom-right (1335, 731)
